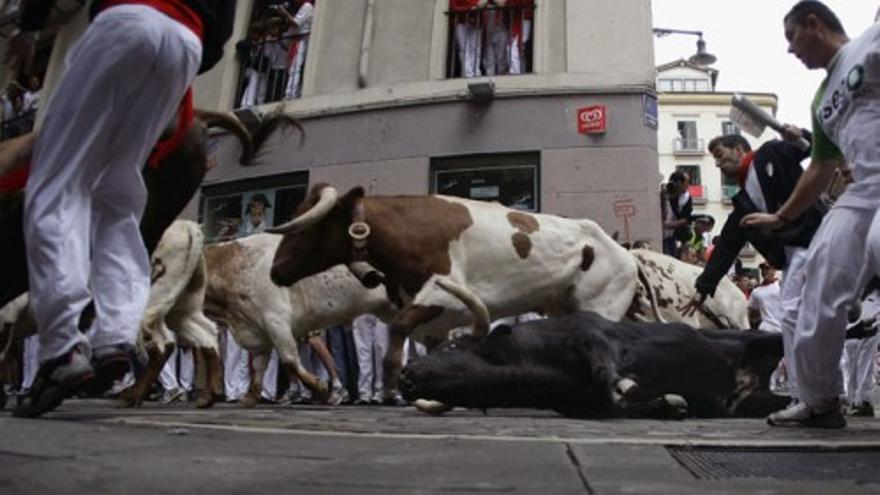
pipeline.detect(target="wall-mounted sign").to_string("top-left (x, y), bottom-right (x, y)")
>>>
top-left (577, 105), bottom-right (606, 134)
top-left (643, 94), bottom-right (658, 129)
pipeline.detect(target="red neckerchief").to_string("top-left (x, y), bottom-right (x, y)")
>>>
top-left (148, 88), bottom-right (194, 169)
top-left (100, 0), bottom-right (204, 40)
top-left (737, 151), bottom-right (755, 187)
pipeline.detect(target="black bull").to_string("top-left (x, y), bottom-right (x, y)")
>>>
top-left (0, 111), bottom-right (300, 311)
top-left (400, 312), bottom-right (792, 419)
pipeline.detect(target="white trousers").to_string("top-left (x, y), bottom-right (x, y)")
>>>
top-left (793, 203), bottom-right (877, 407)
top-left (841, 333), bottom-right (879, 404)
top-left (21, 334), bottom-right (39, 390)
top-left (24, 5), bottom-right (201, 363)
top-left (778, 247), bottom-right (809, 400)
top-left (284, 38), bottom-right (309, 100)
top-left (508, 20), bottom-right (531, 75)
top-left (353, 318), bottom-right (389, 401)
top-left (868, 209), bottom-right (880, 278)
top-left (482, 14), bottom-right (509, 76)
top-left (159, 346), bottom-right (193, 392)
top-left (240, 68), bottom-right (266, 108)
top-left (223, 329), bottom-right (250, 401)
top-left (454, 22), bottom-right (482, 78)
top-left (261, 350), bottom-right (279, 401)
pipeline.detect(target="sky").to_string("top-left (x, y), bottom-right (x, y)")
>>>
top-left (651, 0), bottom-right (876, 129)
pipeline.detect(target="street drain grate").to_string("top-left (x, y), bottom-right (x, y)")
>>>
top-left (667, 446), bottom-right (880, 483)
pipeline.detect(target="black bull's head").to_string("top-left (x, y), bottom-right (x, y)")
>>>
top-left (400, 312), bottom-right (791, 419)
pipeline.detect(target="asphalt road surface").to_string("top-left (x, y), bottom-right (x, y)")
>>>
top-left (3, 399), bottom-right (880, 494)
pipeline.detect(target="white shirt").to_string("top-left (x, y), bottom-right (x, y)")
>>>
top-left (748, 280), bottom-right (783, 332)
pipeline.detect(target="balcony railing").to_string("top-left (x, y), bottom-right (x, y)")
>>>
top-left (445, 4), bottom-right (535, 79)
top-left (234, 32), bottom-right (310, 110)
top-left (672, 137), bottom-right (705, 155)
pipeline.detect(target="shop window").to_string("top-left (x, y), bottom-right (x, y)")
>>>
top-left (431, 153), bottom-right (539, 212)
top-left (200, 172), bottom-right (308, 242)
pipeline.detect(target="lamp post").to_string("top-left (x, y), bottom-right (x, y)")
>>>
top-left (653, 28), bottom-right (717, 66)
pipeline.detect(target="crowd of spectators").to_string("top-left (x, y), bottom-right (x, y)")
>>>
top-left (448, 0), bottom-right (534, 78)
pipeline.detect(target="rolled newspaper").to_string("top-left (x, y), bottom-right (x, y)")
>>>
top-left (730, 94), bottom-right (810, 151)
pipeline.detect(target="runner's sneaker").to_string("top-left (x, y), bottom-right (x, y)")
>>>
top-left (848, 401), bottom-right (875, 417)
top-left (328, 380), bottom-right (350, 405)
top-left (767, 400), bottom-right (846, 429)
top-left (87, 344), bottom-right (134, 396)
top-left (160, 387), bottom-right (187, 405)
top-left (13, 344), bottom-right (95, 418)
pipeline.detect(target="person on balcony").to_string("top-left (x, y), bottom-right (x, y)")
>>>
top-left (505, 0), bottom-right (533, 74)
top-left (274, 0), bottom-right (313, 100)
top-left (482, 0), bottom-right (509, 76)
top-left (449, 0), bottom-right (486, 78)
top-left (680, 130), bottom-right (820, 414)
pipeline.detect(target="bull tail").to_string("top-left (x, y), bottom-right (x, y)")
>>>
top-left (633, 258), bottom-right (669, 324)
top-left (194, 110), bottom-right (255, 165)
top-left (142, 221), bottom-right (204, 329)
top-left (434, 278), bottom-right (490, 336)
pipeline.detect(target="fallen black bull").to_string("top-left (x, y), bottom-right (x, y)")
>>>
top-left (401, 312), bottom-right (792, 419)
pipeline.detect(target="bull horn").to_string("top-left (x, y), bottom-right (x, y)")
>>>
top-left (434, 278), bottom-right (490, 336)
top-left (413, 399), bottom-right (453, 416)
top-left (265, 186), bottom-right (339, 234)
top-left (349, 261), bottom-right (385, 289)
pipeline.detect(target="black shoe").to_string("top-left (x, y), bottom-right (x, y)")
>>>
top-left (86, 344), bottom-right (134, 396)
top-left (13, 345), bottom-right (95, 418)
top-left (848, 401), bottom-right (875, 417)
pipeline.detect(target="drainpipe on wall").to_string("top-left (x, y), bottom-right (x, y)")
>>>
top-left (358, 0), bottom-right (376, 88)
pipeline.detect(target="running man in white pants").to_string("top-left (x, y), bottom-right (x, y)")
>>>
top-left (742, 1), bottom-right (880, 428)
top-left (8, 0), bottom-right (234, 418)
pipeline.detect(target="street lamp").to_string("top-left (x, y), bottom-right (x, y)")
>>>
top-left (653, 28), bottom-right (717, 66)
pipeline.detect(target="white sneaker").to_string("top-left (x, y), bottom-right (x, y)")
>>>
top-left (767, 400), bottom-right (846, 429)
top-left (161, 387), bottom-right (186, 405)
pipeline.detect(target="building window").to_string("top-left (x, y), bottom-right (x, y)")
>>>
top-left (677, 165), bottom-right (704, 200)
top-left (445, 1), bottom-right (535, 79)
top-left (199, 172), bottom-right (308, 242)
top-left (431, 153), bottom-right (539, 212)
top-left (657, 78), bottom-right (711, 93)
top-left (721, 121), bottom-right (740, 136)
top-left (234, 1), bottom-right (316, 109)
top-left (674, 120), bottom-right (703, 153)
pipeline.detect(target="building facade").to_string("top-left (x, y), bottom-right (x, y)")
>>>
top-left (656, 59), bottom-right (779, 267)
top-left (7, 1), bottom-right (664, 246)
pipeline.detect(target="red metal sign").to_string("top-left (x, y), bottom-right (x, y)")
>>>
top-left (577, 105), bottom-right (607, 134)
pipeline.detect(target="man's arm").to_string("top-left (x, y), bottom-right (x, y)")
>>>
top-left (740, 157), bottom-right (841, 230)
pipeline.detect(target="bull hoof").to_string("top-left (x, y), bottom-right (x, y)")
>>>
top-left (238, 395), bottom-right (259, 408)
top-left (314, 381), bottom-right (331, 404)
top-left (661, 394), bottom-right (689, 420)
top-left (413, 399), bottom-right (453, 416)
top-left (195, 394), bottom-right (215, 409)
top-left (613, 377), bottom-right (643, 404)
top-left (116, 387), bottom-right (144, 408)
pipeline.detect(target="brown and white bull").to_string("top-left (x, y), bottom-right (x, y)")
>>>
top-left (116, 220), bottom-right (224, 408)
top-left (267, 185), bottom-right (749, 400)
top-left (203, 233), bottom-right (397, 407)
